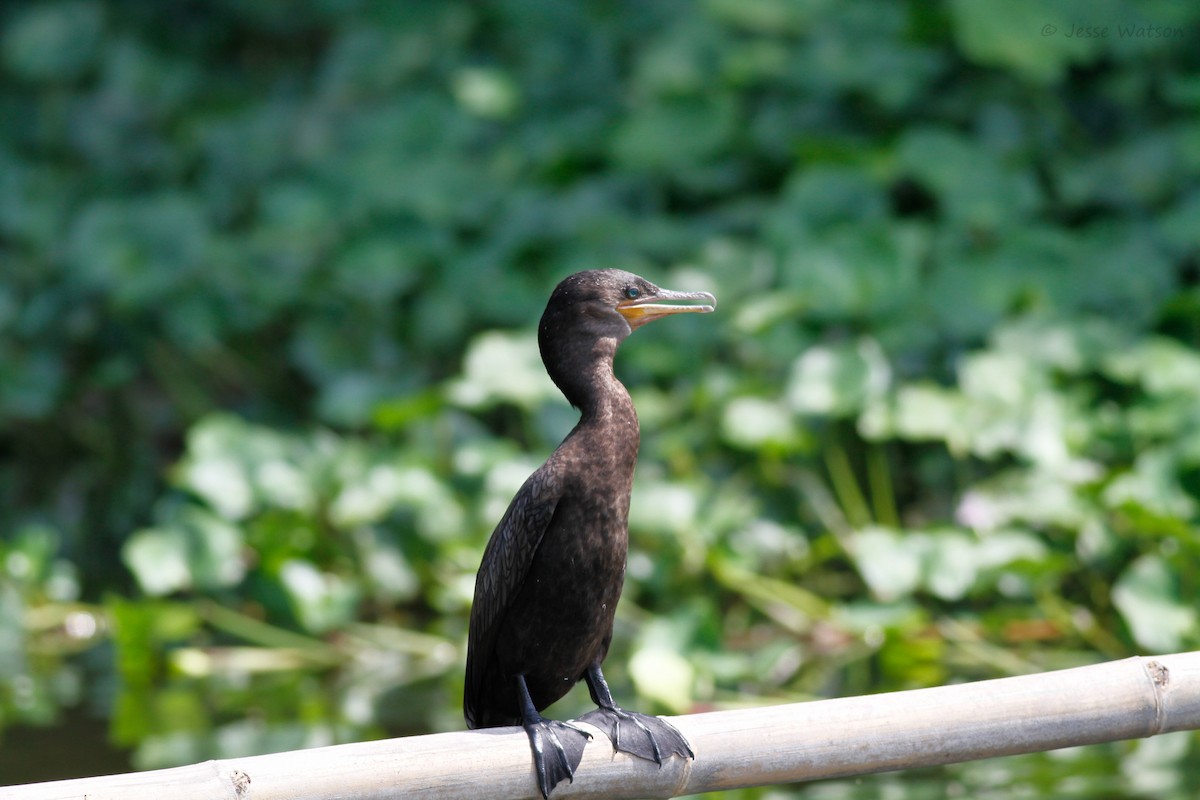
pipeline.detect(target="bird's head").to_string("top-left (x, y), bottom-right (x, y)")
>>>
top-left (541, 269), bottom-right (715, 339)
top-left (538, 270), bottom-right (716, 404)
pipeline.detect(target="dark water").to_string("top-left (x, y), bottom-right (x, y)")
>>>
top-left (0, 707), bottom-right (133, 786)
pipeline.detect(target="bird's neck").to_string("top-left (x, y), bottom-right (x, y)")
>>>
top-left (554, 337), bottom-right (639, 437)
top-left (577, 355), bottom-right (637, 430)
top-left (567, 353), bottom-right (640, 487)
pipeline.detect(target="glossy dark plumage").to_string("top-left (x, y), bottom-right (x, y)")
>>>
top-left (464, 269), bottom-right (714, 798)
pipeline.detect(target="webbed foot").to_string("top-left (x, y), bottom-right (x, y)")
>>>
top-left (579, 662), bottom-right (694, 764)
top-left (522, 716), bottom-right (593, 798)
top-left (516, 673), bottom-right (593, 798)
top-left (577, 705), bottom-right (693, 763)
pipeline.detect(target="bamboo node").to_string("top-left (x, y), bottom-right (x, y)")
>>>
top-left (1145, 660), bottom-right (1169, 689)
top-left (230, 768), bottom-right (251, 798)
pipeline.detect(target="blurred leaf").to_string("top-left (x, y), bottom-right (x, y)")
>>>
top-left (1111, 555), bottom-right (1197, 652)
top-left (1104, 449), bottom-right (1196, 520)
top-left (278, 560), bottom-right (361, 635)
top-left (770, 166), bottom-right (889, 232)
top-left (775, 223), bottom-right (928, 321)
top-left (949, 0), bottom-right (1101, 82)
top-left (955, 473), bottom-right (1094, 532)
top-left (849, 526), bottom-right (924, 602)
top-left (122, 529), bottom-right (192, 597)
top-left (786, 338), bottom-right (891, 417)
top-left (704, 0), bottom-right (815, 35)
top-left (628, 482), bottom-right (699, 538)
top-left (1158, 190), bottom-right (1200, 252)
top-left (351, 528), bottom-right (420, 603)
top-left (896, 127), bottom-right (1040, 229)
top-left (66, 194), bottom-right (211, 309)
top-left (452, 67), bottom-right (520, 119)
top-left (850, 525), bottom-right (1049, 603)
top-left (720, 396), bottom-right (802, 451)
top-left (2, 1), bottom-right (104, 81)
top-left (629, 619), bottom-right (697, 713)
top-left (447, 331), bottom-right (558, 410)
top-left (123, 509), bottom-right (245, 596)
top-left (610, 95), bottom-right (738, 172)
top-left (1104, 337), bottom-right (1200, 397)
top-left (0, 348), bottom-right (65, 418)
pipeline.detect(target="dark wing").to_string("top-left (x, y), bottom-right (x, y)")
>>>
top-left (464, 463), bottom-right (562, 728)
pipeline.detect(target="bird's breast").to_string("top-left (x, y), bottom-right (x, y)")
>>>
top-left (533, 490), bottom-right (629, 584)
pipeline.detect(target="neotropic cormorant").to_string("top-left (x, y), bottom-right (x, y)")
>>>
top-left (465, 270), bottom-right (715, 798)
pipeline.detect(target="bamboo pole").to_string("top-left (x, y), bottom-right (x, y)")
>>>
top-left (4, 652), bottom-right (1199, 800)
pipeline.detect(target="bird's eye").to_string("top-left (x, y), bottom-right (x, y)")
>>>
top-left (624, 286), bottom-right (640, 300)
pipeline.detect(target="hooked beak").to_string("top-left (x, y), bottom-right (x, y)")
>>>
top-left (617, 287), bottom-right (717, 330)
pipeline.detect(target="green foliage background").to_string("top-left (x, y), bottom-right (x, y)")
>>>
top-left (3, 1), bottom-right (1200, 796)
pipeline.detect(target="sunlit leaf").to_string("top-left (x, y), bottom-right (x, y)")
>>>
top-left (949, 0), bottom-right (1101, 82)
top-left (1104, 449), bottom-right (1197, 520)
top-left (1104, 337), bottom-right (1200, 397)
top-left (452, 67), bottom-right (520, 119)
top-left (787, 338), bottom-right (891, 417)
top-left (849, 526), bottom-right (924, 602)
top-left (122, 510), bottom-right (245, 596)
top-left (278, 560), bottom-right (361, 635)
top-left (447, 331), bottom-right (558, 410)
top-left (628, 482), bottom-right (699, 537)
top-left (720, 396), bottom-right (799, 450)
top-left (1111, 555), bottom-right (1197, 653)
top-left (924, 530), bottom-right (977, 601)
